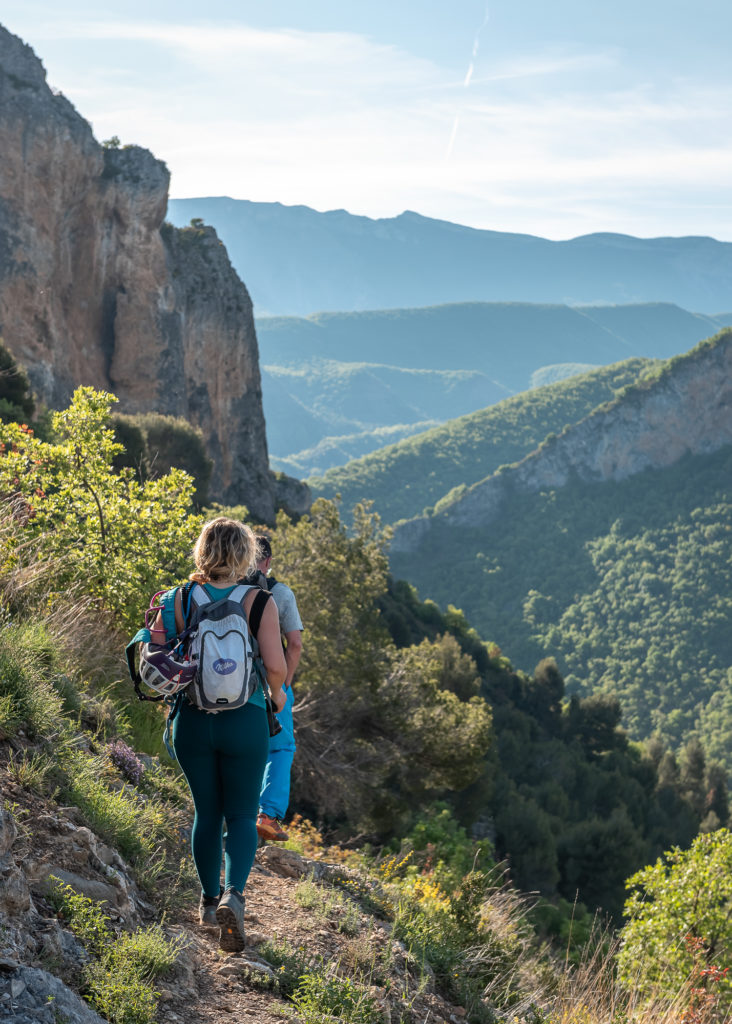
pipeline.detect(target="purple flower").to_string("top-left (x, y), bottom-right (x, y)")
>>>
top-left (107, 740), bottom-right (145, 786)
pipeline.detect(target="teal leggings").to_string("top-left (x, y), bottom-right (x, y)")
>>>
top-left (172, 700), bottom-right (269, 898)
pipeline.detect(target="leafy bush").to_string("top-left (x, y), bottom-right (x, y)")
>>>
top-left (291, 968), bottom-right (382, 1024)
top-left (113, 411), bottom-right (213, 508)
top-left (0, 337), bottom-right (35, 424)
top-left (618, 828), bottom-right (732, 1013)
top-left (0, 387), bottom-right (201, 632)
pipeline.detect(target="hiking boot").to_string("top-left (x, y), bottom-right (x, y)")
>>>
top-left (216, 887), bottom-right (246, 952)
top-left (256, 813), bottom-right (289, 842)
top-left (199, 888), bottom-right (221, 928)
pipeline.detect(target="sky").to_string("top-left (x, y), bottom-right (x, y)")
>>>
top-left (3, 1), bottom-right (732, 240)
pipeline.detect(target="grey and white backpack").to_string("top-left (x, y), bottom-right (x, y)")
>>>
top-left (185, 583), bottom-right (259, 712)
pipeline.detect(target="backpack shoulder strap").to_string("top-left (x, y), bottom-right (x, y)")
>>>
top-left (157, 587), bottom-right (179, 641)
top-left (180, 580), bottom-right (198, 627)
top-left (248, 589), bottom-right (271, 640)
top-left (267, 574), bottom-right (279, 590)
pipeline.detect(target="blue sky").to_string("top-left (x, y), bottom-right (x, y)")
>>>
top-left (3, 1), bottom-right (732, 239)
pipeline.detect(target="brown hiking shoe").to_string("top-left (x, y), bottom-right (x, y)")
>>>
top-left (256, 813), bottom-right (289, 842)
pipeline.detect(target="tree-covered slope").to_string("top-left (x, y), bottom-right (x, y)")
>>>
top-left (258, 302), bottom-right (722, 474)
top-left (392, 445), bottom-right (732, 766)
top-left (310, 358), bottom-right (654, 525)
top-left (388, 330), bottom-right (732, 770)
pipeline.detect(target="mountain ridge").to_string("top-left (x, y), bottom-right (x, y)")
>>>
top-left (391, 329), bottom-right (732, 554)
top-left (167, 196), bottom-right (732, 315)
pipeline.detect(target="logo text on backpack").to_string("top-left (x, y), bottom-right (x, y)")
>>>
top-left (213, 658), bottom-right (238, 675)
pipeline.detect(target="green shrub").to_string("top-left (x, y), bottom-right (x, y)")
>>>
top-left (48, 880), bottom-right (182, 1024)
top-left (258, 936), bottom-right (310, 998)
top-left (618, 828), bottom-right (732, 1013)
top-left (291, 968), bottom-right (382, 1024)
top-left (0, 388), bottom-right (201, 632)
top-left (113, 410), bottom-right (213, 508)
top-left (0, 337), bottom-right (34, 424)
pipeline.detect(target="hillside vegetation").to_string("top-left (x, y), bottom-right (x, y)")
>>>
top-left (263, 360), bottom-right (508, 476)
top-left (311, 358), bottom-right (653, 525)
top-left (389, 333), bottom-right (732, 768)
top-left (257, 301), bottom-right (722, 391)
top-left (1, 371), bottom-right (731, 1024)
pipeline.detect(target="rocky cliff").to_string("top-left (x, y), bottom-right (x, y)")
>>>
top-left (0, 25), bottom-right (283, 520)
top-left (391, 328), bottom-right (732, 552)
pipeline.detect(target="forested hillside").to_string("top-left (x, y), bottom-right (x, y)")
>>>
top-left (257, 301), bottom-right (721, 392)
top-left (311, 358), bottom-right (653, 524)
top-left (388, 335), bottom-right (732, 768)
top-left (264, 361), bottom-right (509, 477)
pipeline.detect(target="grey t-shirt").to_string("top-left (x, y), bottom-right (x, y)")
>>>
top-left (270, 580), bottom-right (303, 634)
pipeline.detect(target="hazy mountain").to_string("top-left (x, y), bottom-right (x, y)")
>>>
top-left (258, 301), bottom-right (725, 472)
top-left (310, 358), bottom-right (655, 525)
top-left (257, 302), bottom-right (723, 392)
top-left (263, 359), bottom-right (509, 475)
top-left (166, 198), bottom-right (732, 316)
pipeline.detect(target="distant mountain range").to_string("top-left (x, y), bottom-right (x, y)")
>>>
top-left (258, 301), bottom-right (729, 474)
top-left (166, 197), bottom-right (732, 316)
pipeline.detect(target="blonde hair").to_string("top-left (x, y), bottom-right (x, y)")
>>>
top-left (191, 517), bottom-right (257, 583)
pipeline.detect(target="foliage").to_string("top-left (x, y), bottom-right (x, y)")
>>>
top-left (311, 358), bottom-right (651, 525)
top-left (295, 876), bottom-right (361, 935)
top-left (291, 968), bottom-right (382, 1024)
top-left (257, 936), bottom-right (312, 999)
top-left (49, 880), bottom-right (182, 1024)
top-left (618, 829), bottom-right (732, 1014)
top-left (60, 747), bottom-right (172, 866)
top-left (376, 583), bottom-right (726, 920)
top-left (0, 387), bottom-right (201, 632)
top-left (271, 498), bottom-right (492, 832)
top-left (0, 621), bottom-right (67, 739)
top-left (112, 411), bottom-right (213, 508)
top-left (0, 337), bottom-right (35, 424)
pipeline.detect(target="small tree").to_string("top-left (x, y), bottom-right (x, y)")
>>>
top-left (0, 387), bottom-right (201, 630)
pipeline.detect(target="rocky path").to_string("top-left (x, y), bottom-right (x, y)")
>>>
top-left (0, 768), bottom-right (466, 1024)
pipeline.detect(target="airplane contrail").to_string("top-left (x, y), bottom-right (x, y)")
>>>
top-left (447, 4), bottom-right (491, 159)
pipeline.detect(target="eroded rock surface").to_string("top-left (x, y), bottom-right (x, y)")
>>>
top-left (0, 25), bottom-right (276, 517)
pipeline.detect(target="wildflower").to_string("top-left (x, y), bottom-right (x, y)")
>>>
top-left (107, 740), bottom-right (145, 786)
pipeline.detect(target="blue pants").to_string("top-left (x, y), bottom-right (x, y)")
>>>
top-left (259, 684), bottom-right (296, 820)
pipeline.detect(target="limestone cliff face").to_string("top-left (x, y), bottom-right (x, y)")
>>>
top-left (391, 329), bottom-right (732, 552)
top-left (0, 25), bottom-right (279, 519)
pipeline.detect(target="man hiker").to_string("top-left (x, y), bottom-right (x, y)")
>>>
top-left (251, 535), bottom-right (303, 842)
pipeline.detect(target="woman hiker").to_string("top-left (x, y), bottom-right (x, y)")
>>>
top-left (151, 517), bottom-right (287, 951)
